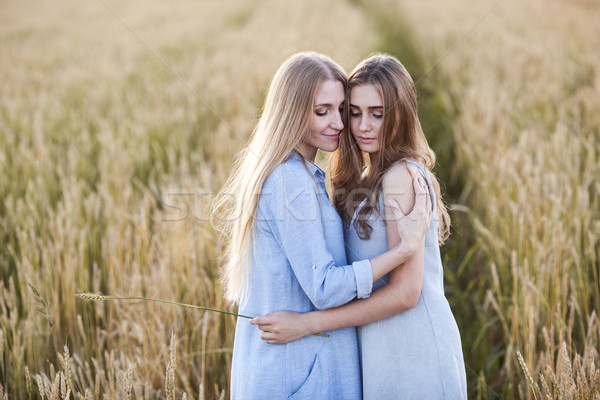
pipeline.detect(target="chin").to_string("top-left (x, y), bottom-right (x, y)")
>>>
top-left (358, 144), bottom-right (377, 153)
top-left (321, 143), bottom-right (340, 153)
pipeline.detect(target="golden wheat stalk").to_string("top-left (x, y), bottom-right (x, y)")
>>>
top-left (74, 293), bottom-right (330, 337)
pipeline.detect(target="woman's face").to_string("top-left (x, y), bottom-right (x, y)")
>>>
top-left (349, 83), bottom-right (383, 153)
top-left (297, 79), bottom-right (345, 162)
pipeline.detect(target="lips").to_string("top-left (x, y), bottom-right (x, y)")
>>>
top-left (357, 136), bottom-right (376, 143)
top-left (323, 134), bottom-right (340, 141)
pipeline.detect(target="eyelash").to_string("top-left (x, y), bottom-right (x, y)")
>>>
top-left (316, 108), bottom-right (344, 116)
top-left (350, 111), bottom-right (383, 119)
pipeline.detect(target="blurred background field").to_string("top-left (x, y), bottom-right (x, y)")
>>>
top-left (0, 0), bottom-right (598, 398)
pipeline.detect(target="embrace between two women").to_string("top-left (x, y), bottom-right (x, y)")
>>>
top-left (212, 52), bottom-right (467, 399)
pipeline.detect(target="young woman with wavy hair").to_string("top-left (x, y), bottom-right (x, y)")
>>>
top-left (252, 54), bottom-right (467, 399)
top-left (212, 52), bottom-right (431, 399)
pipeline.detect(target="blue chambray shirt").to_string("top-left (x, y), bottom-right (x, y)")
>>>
top-left (230, 152), bottom-right (373, 400)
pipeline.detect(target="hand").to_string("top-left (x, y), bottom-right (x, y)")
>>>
top-left (388, 176), bottom-right (432, 254)
top-left (249, 311), bottom-right (312, 344)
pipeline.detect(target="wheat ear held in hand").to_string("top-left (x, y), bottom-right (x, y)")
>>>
top-left (74, 293), bottom-right (330, 337)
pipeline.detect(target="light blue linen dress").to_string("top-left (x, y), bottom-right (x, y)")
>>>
top-left (230, 152), bottom-right (373, 400)
top-left (346, 160), bottom-right (468, 399)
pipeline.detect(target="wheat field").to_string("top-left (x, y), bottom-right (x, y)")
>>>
top-left (0, 0), bottom-right (375, 398)
top-left (1, 0), bottom-right (599, 398)
top-left (384, 0), bottom-right (600, 398)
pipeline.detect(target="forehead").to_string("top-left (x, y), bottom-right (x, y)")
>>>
top-left (350, 84), bottom-right (382, 105)
top-left (314, 80), bottom-right (345, 105)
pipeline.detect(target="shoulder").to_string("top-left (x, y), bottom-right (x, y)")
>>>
top-left (262, 156), bottom-right (316, 208)
top-left (260, 157), bottom-right (321, 220)
top-left (264, 156), bottom-right (314, 190)
top-left (382, 160), bottom-right (419, 192)
top-left (382, 160), bottom-right (419, 214)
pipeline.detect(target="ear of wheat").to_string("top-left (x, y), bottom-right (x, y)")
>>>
top-left (74, 293), bottom-right (330, 338)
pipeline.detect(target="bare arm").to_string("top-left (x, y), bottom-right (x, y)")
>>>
top-left (251, 164), bottom-right (429, 343)
top-left (380, 161), bottom-right (425, 310)
top-left (367, 173), bottom-right (430, 281)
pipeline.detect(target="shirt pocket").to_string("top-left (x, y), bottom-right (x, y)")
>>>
top-left (287, 350), bottom-right (327, 400)
top-left (285, 337), bottom-right (328, 399)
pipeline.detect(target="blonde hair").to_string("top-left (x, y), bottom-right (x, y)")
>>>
top-left (212, 52), bottom-right (347, 304)
top-left (331, 53), bottom-right (450, 244)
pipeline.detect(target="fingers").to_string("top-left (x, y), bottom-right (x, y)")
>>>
top-left (412, 177), bottom-right (429, 209)
top-left (249, 316), bottom-right (272, 326)
top-left (423, 184), bottom-right (432, 221)
top-left (412, 175), bottom-right (428, 196)
top-left (255, 324), bottom-right (297, 344)
top-left (260, 331), bottom-right (280, 344)
top-left (250, 317), bottom-right (274, 334)
top-left (412, 175), bottom-right (422, 193)
top-left (389, 176), bottom-right (430, 221)
top-left (413, 177), bottom-right (434, 222)
top-left (387, 198), bottom-right (404, 219)
top-left (258, 327), bottom-right (287, 344)
top-left (427, 193), bottom-right (433, 220)
top-left (250, 314), bottom-right (284, 344)
top-left (423, 179), bottom-right (430, 210)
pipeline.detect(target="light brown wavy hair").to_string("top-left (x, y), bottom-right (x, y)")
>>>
top-left (330, 53), bottom-right (450, 244)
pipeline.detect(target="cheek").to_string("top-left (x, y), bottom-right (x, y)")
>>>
top-left (374, 121), bottom-right (384, 140)
top-left (349, 118), bottom-right (359, 136)
top-left (308, 117), bottom-right (318, 134)
top-left (320, 119), bottom-right (331, 132)
top-left (309, 118), bottom-right (325, 135)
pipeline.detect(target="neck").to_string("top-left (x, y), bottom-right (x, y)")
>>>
top-left (296, 143), bottom-right (317, 163)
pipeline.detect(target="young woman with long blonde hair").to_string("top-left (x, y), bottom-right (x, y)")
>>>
top-left (212, 52), bottom-right (431, 399)
top-left (252, 54), bottom-right (467, 398)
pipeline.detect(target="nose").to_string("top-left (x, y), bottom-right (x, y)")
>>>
top-left (331, 110), bottom-right (344, 130)
top-left (359, 115), bottom-right (369, 132)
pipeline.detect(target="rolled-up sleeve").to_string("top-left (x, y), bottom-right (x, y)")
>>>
top-left (260, 164), bottom-right (373, 310)
top-left (352, 259), bottom-right (373, 299)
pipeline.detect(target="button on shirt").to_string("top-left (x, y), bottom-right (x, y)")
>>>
top-left (230, 152), bottom-right (373, 400)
